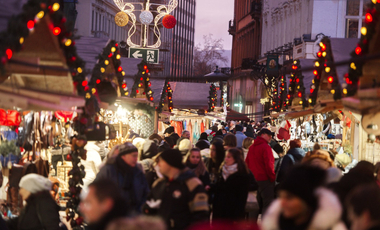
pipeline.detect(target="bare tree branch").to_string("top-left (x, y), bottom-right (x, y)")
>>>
top-left (193, 34), bottom-right (229, 76)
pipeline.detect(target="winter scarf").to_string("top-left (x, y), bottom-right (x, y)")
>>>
top-left (222, 163), bottom-right (238, 180)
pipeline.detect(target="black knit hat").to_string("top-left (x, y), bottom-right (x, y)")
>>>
top-left (195, 140), bottom-right (210, 150)
top-left (258, 128), bottom-right (274, 136)
top-left (164, 126), bottom-right (175, 134)
top-left (159, 149), bottom-right (185, 169)
top-left (141, 140), bottom-right (158, 160)
top-left (119, 142), bottom-right (138, 156)
top-left (278, 165), bottom-right (326, 209)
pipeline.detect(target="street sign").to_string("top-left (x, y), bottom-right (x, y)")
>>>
top-left (129, 48), bottom-right (159, 64)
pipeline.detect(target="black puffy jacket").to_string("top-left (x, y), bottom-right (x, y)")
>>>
top-left (145, 169), bottom-right (209, 230)
top-left (7, 191), bottom-right (60, 230)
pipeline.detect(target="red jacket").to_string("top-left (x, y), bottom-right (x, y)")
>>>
top-left (245, 136), bottom-right (276, 182)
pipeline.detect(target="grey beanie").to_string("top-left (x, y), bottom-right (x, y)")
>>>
top-left (19, 174), bottom-right (52, 194)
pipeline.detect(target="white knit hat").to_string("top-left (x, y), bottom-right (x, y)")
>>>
top-left (19, 174), bottom-right (52, 194)
top-left (178, 139), bottom-right (192, 151)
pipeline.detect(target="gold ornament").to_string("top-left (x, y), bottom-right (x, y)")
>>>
top-left (115, 12), bottom-right (129, 27)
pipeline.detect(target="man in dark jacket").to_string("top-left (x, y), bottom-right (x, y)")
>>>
top-left (145, 149), bottom-right (209, 230)
top-left (80, 179), bottom-right (129, 230)
top-left (95, 142), bottom-right (149, 213)
top-left (164, 126), bottom-right (180, 145)
top-left (245, 128), bottom-right (275, 216)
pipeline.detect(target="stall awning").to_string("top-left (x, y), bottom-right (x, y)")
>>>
top-left (226, 109), bottom-right (250, 121)
top-left (0, 86), bottom-right (84, 111)
top-left (284, 109), bottom-right (315, 120)
top-left (171, 82), bottom-right (211, 110)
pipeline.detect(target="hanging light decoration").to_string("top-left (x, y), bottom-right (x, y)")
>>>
top-left (139, 10), bottom-right (154, 25)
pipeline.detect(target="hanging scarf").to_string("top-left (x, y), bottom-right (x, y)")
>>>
top-left (222, 163), bottom-right (238, 180)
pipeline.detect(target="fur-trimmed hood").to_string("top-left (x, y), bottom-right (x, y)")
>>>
top-left (262, 188), bottom-right (347, 230)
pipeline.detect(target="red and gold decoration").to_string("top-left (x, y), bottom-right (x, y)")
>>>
top-left (89, 40), bottom-right (127, 103)
top-left (156, 81), bottom-right (173, 113)
top-left (309, 37), bottom-right (341, 105)
top-left (288, 60), bottom-right (308, 108)
top-left (130, 61), bottom-right (154, 101)
top-left (345, 0), bottom-right (379, 96)
top-left (162, 14), bottom-right (177, 29)
top-left (0, 0), bottom-right (86, 96)
top-left (208, 84), bottom-right (217, 112)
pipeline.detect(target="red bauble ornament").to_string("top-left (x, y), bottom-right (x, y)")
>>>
top-left (355, 46), bottom-right (362, 55)
top-left (66, 154), bottom-right (72, 161)
top-left (162, 15), bottom-right (177, 29)
top-left (5, 49), bottom-right (12, 59)
top-left (96, 79), bottom-right (101, 84)
top-left (27, 20), bottom-right (35, 29)
top-left (1, 56), bottom-right (7, 65)
top-left (40, 3), bottom-right (47, 9)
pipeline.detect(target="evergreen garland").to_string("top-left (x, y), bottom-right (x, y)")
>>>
top-left (288, 60), bottom-right (308, 108)
top-left (208, 84), bottom-right (217, 112)
top-left (309, 37), bottom-right (342, 105)
top-left (156, 81), bottom-right (173, 113)
top-left (0, 0), bottom-right (86, 95)
top-left (345, 1), bottom-right (379, 96)
top-left (90, 40), bottom-right (129, 96)
top-left (130, 61), bottom-right (154, 101)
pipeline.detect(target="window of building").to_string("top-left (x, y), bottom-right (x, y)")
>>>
top-left (345, 0), bottom-right (371, 38)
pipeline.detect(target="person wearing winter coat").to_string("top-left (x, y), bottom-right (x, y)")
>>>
top-left (276, 139), bottom-right (304, 183)
top-left (223, 133), bottom-right (237, 150)
top-left (204, 141), bottom-right (225, 186)
top-left (262, 165), bottom-right (347, 230)
top-left (234, 125), bottom-right (247, 148)
top-left (83, 141), bottom-right (103, 187)
top-left (185, 148), bottom-right (211, 190)
top-left (164, 126), bottom-right (180, 146)
top-left (144, 149), bottom-right (209, 230)
top-left (346, 184), bottom-right (380, 230)
top-left (212, 148), bottom-right (250, 221)
top-left (95, 142), bottom-right (150, 214)
top-left (245, 128), bottom-right (276, 216)
top-left (80, 179), bottom-right (130, 230)
top-left (6, 174), bottom-right (61, 230)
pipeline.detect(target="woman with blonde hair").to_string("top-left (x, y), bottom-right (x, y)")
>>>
top-left (242, 137), bottom-right (254, 160)
top-left (185, 148), bottom-right (210, 190)
top-left (302, 149), bottom-right (335, 170)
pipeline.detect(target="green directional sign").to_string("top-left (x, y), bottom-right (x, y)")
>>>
top-left (129, 48), bottom-right (159, 64)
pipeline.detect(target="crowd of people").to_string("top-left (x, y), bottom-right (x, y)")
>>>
top-left (1, 120), bottom-right (380, 230)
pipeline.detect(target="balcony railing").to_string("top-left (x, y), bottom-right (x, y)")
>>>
top-left (250, 1), bottom-right (262, 20)
top-left (228, 20), bottom-right (236, 35)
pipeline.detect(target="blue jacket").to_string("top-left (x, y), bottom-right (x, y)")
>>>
top-left (96, 156), bottom-right (149, 213)
top-left (235, 131), bottom-right (247, 148)
top-left (276, 148), bottom-right (305, 183)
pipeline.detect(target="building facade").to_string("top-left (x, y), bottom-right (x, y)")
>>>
top-left (228, 0), bottom-right (264, 120)
top-left (228, 0), bottom-right (371, 120)
top-left (170, 0), bottom-right (196, 81)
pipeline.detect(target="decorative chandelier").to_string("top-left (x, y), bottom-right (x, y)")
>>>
top-left (113, 0), bottom-right (178, 49)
